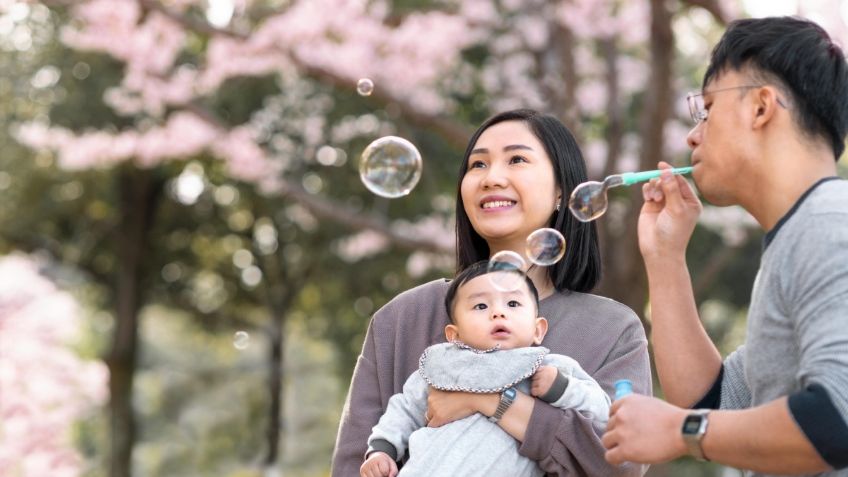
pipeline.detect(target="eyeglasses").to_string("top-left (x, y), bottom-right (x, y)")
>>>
top-left (686, 85), bottom-right (764, 125)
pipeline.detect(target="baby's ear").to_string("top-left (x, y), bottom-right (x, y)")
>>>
top-left (533, 317), bottom-right (548, 345)
top-left (444, 324), bottom-right (459, 342)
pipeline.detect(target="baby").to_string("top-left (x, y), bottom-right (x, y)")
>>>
top-left (360, 260), bottom-right (611, 477)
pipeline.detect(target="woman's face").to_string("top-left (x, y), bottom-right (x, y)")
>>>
top-left (460, 120), bottom-right (560, 252)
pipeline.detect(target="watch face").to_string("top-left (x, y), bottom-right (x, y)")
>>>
top-left (682, 415), bottom-right (703, 434)
top-left (504, 388), bottom-right (517, 399)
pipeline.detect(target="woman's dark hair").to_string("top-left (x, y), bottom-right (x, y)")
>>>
top-left (454, 109), bottom-right (601, 293)
top-left (704, 16), bottom-right (848, 159)
top-left (444, 260), bottom-right (540, 322)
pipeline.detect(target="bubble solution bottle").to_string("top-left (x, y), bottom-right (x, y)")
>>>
top-left (614, 379), bottom-right (633, 400)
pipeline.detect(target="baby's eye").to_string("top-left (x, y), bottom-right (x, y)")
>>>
top-left (507, 300), bottom-right (522, 308)
top-left (473, 303), bottom-right (487, 310)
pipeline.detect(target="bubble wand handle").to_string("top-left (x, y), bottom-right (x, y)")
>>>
top-left (619, 166), bottom-right (693, 186)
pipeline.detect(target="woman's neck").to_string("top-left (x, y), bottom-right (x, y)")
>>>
top-left (526, 265), bottom-right (555, 300)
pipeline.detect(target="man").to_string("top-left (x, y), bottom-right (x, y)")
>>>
top-left (602, 16), bottom-right (848, 476)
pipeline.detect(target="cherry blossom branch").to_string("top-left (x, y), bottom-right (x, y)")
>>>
top-left (681, 0), bottom-right (732, 24)
top-left (139, 0), bottom-right (473, 149)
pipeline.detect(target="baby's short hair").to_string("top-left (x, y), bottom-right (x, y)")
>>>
top-left (443, 260), bottom-right (540, 322)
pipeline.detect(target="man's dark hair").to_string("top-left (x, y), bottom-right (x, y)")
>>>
top-left (455, 109), bottom-right (601, 293)
top-left (444, 260), bottom-right (540, 322)
top-left (704, 16), bottom-right (848, 159)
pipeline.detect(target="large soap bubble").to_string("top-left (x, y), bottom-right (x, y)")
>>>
top-left (359, 136), bottom-right (422, 198)
top-left (526, 228), bottom-right (566, 266)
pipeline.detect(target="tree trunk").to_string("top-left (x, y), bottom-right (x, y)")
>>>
top-left (265, 307), bottom-right (285, 466)
top-left (106, 167), bottom-right (161, 477)
top-left (597, 0), bottom-right (674, 331)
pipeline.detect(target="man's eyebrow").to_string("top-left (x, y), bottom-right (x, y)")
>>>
top-left (470, 144), bottom-right (534, 155)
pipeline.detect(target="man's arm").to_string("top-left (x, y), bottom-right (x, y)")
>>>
top-left (638, 166), bottom-right (722, 406)
top-left (603, 394), bottom-right (830, 473)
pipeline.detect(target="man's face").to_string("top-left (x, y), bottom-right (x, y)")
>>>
top-left (445, 272), bottom-right (547, 351)
top-left (686, 70), bottom-right (759, 206)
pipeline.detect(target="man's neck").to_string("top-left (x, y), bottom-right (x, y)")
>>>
top-left (742, 144), bottom-right (838, 231)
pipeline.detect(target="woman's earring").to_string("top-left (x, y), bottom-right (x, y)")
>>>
top-left (555, 202), bottom-right (561, 212)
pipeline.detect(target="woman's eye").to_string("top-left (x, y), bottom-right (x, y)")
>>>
top-left (509, 155), bottom-right (528, 164)
top-left (469, 160), bottom-right (486, 169)
top-left (473, 303), bottom-right (487, 310)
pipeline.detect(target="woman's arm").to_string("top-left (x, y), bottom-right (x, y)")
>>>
top-left (520, 324), bottom-right (651, 476)
top-left (426, 323), bottom-right (650, 476)
top-left (332, 320), bottom-right (387, 477)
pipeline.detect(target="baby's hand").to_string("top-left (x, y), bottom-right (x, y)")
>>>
top-left (360, 451), bottom-right (398, 477)
top-left (531, 365), bottom-right (559, 398)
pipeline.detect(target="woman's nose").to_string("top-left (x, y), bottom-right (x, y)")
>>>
top-left (481, 163), bottom-right (508, 189)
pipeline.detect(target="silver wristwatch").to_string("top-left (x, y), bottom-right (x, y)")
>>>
top-left (488, 387), bottom-right (517, 423)
top-left (681, 409), bottom-right (710, 461)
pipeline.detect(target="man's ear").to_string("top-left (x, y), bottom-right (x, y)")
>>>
top-left (445, 324), bottom-right (459, 342)
top-left (533, 317), bottom-right (549, 345)
top-left (752, 86), bottom-right (782, 129)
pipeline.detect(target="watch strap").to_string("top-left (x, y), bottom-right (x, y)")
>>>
top-left (488, 387), bottom-right (516, 423)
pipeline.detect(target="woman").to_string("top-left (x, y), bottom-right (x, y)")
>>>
top-left (332, 109), bottom-right (650, 476)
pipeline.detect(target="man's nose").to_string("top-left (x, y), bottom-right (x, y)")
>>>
top-left (687, 123), bottom-right (702, 150)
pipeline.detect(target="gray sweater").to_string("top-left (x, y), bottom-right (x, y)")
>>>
top-left (366, 343), bottom-right (612, 477)
top-left (704, 178), bottom-right (848, 476)
top-left (332, 283), bottom-right (651, 477)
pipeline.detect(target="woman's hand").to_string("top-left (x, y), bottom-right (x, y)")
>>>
top-left (426, 387), bottom-right (496, 427)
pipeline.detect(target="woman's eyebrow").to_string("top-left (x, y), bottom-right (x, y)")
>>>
top-left (470, 144), bottom-right (534, 155)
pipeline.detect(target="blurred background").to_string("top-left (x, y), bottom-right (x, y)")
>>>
top-left (1, 0), bottom-right (846, 476)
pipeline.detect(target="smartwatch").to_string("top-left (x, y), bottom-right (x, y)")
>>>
top-left (681, 409), bottom-right (710, 461)
top-left (488, 387), bottom-right (517, 423)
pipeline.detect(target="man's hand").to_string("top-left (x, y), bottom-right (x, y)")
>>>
top-left (427, 387), bottom-right (493, 427)
top-left (638, 161), bottom-right (702, 263)
top-left (360, 451), bottom-right (398, 477)
top-left (602, 394), bottom-right (689, 465)
top-left (530, 365), bottom-right (558, 398)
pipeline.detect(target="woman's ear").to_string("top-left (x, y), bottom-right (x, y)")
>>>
top-left (533, 317), bottom-right (549, 345)
top-left (445, 324), bottom-right (459, 342)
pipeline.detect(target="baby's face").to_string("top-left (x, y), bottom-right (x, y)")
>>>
top-left (446, 272), bottom-right (547, 350)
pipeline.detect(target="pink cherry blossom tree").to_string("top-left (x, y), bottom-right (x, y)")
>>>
top-left (0, 253), bottom-right (108, 477)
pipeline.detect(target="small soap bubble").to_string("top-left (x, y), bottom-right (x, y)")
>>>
top-left (233, 331), bottom-right (250, 350)
top-left (568, 181), bottom-right (608, 222)
top-left (487, 251), bottom-right (527, 292)
top-left (526, 228), bottom-right (566, 266)
top-left (357, 78), bottom-right (374, 96)
top-left (359, 136), bottom-right (422, 198)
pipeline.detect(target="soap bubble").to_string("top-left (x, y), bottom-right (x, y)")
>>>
top-left (487, 250), bottom-right (527, 292)
top-left (359, 136), bottom-right (422, 198)
top-left (233, 331), bottom-right (250, 350)
top-left (526, 228), bottom-right (566, 266)
top-left (568, 181), bottom-right (608, 222)
top-left (357, 78), bottom-right (374, 96)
